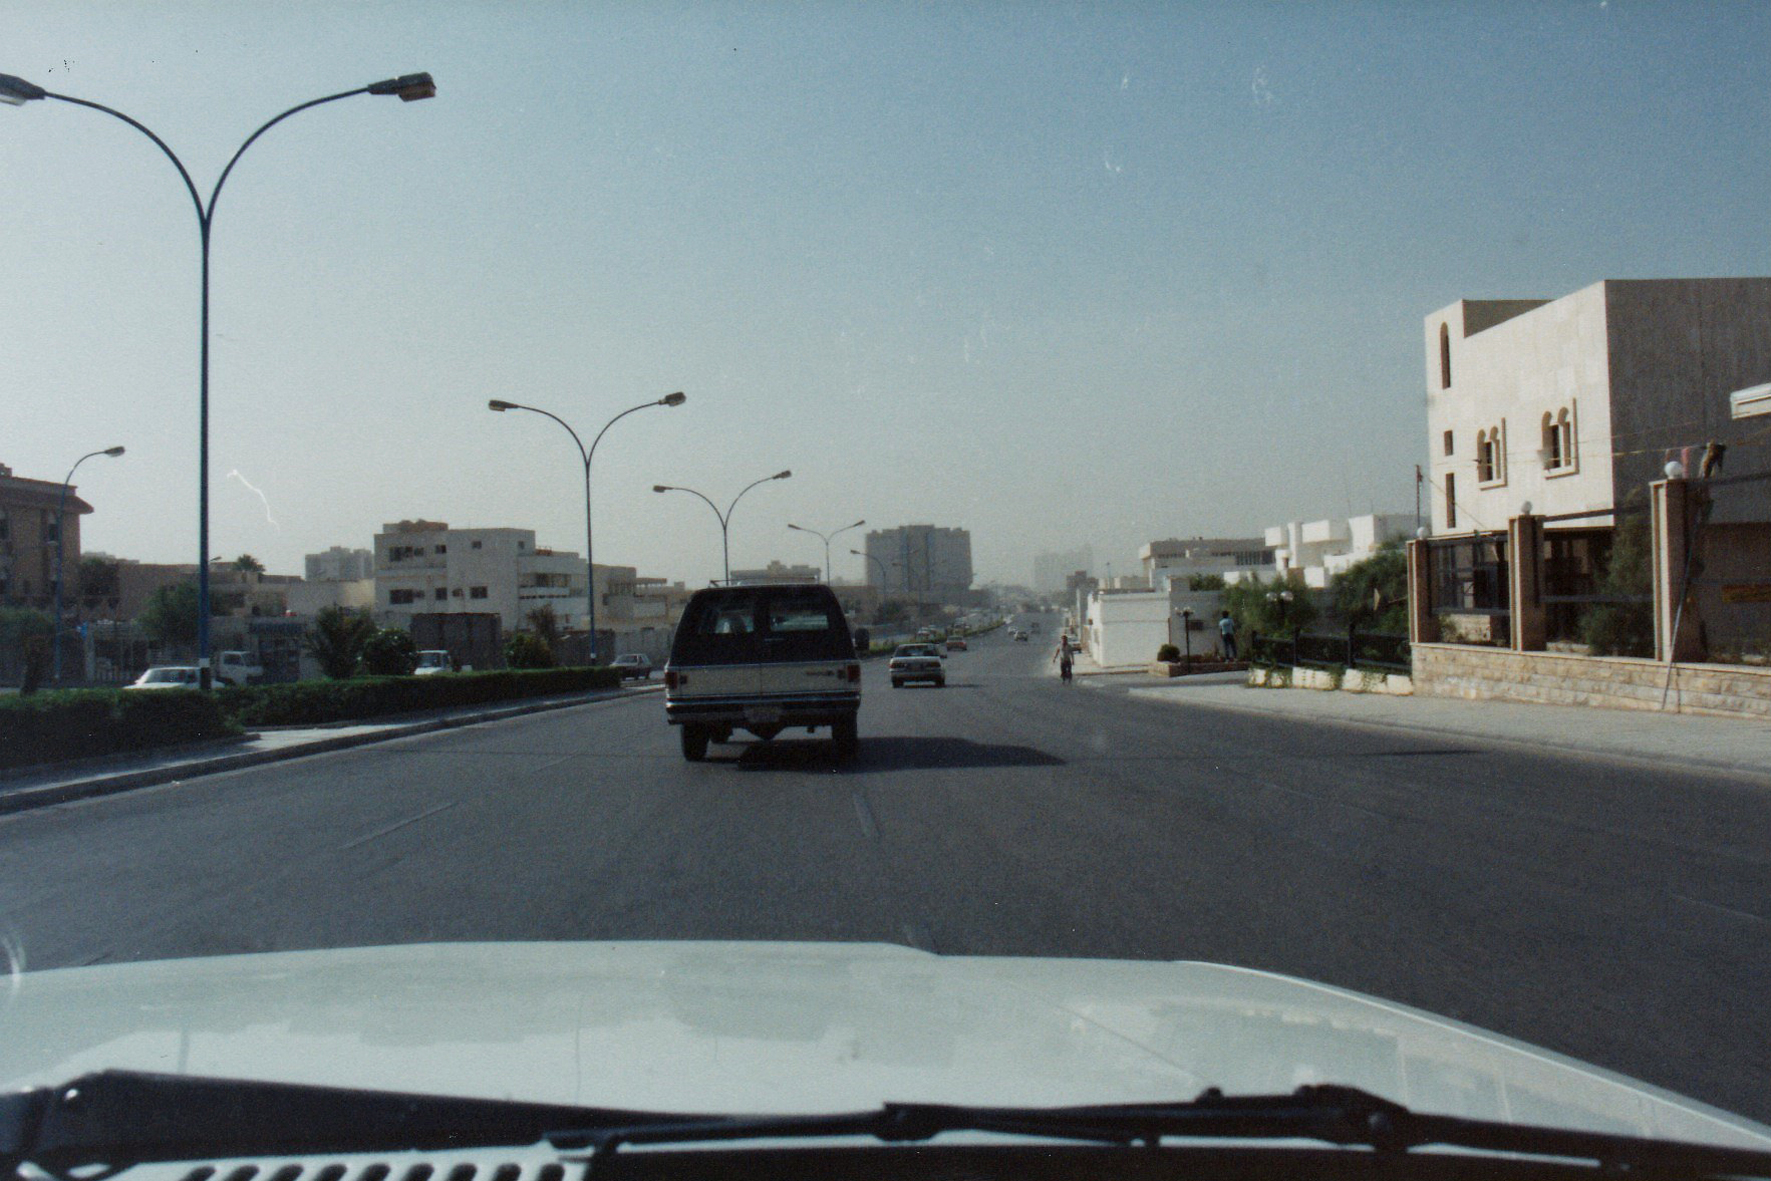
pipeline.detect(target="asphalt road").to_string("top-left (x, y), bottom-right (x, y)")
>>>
top-left (2, 617), bottom-right (1768, 1123)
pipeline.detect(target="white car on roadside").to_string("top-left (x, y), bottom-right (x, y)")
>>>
top-left (124, 666), bottom-right (200, 690)
top-left (611, 653), bottom-right (653, 680)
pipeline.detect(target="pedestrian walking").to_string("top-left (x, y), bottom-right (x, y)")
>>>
top-left (1218, 610), bottom-right (1238, 661)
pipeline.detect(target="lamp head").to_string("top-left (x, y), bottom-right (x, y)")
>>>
top-left (661, 391), bottom-right (687, 407)
top-left (652, 485), bottom-right (671, 493)
top-left (103, 446), bottom-right (125, 457)
top-left (0, 73), bottom-right (47, 105)
top-left (488, 400), bottom-right (517, 412)
top-left (367, 72), bottom-right (436, 101)
top-left (774, 470), bottom-right (793, 480)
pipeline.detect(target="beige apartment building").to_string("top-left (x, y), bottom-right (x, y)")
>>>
top-left (0, 462), bottom-right (93, 612)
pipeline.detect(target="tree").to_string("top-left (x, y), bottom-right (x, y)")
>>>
top-left (232, 554), bottom-right (265, 573)
top-left (504, 631), bottom-right (556, 669)
top-left (361, 627), bottom-right (419, 676)
top-left (305, 606), bottom-right (375, 679)
top-left (1329, 541), bottom-right (1409, 632)
top-left (1221, 571), bottom-right (1319, 638)
top-left (139, 583), bottom-right (201, 647)
top-left (1579, 517), bottom-right (1654, 657)
top-left (525, 604), bottom-right (561, 650)
top-left (1186, 572), bottom-right (1226, 592)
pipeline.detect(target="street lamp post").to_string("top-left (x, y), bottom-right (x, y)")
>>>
top-left (489, 393), bottom-right (685, 665)
top-left (52, 446), bottom-right (125, 682)
top-left (2, 70), bottom-right (436, 688)
top-left (851, 548), bottom-right (889, 588)
top-left (786, 519), bottom-right (865, 583)
top-left (653, 471), bottom-right (792, 583)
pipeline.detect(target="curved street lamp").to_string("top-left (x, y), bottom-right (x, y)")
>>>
top-left (850, 548), bottom-right (890, 588)
top-left (653, 470), bottom-right (792, 583)
top-left (786, 519), bottom-right (865, 583)
top-left (489, 392), bottom-right (685, 664)
top-left (52, 446), bottom-right (125, 682)
top-left (2, 70), bottom-right (436, 688)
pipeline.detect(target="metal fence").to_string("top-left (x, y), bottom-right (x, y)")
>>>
top-left (1251, 627), bottom-right (1410, 674)
top-left (1684, 469), bottom-right (1771, 664)
top-left (1538, 502), bottom-right (1651, 649)
top-left (1425, 534), bottom-right (1510, 646)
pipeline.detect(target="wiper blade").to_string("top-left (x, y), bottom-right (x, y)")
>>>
top-left (0, 1070), bottom-right (703, 1175)
top-left (552, 1084), bottom-right (1771, 1178)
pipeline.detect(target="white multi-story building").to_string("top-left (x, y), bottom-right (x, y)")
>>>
top-left (1139, 537), bottom-right (1273, 591)
top-left (1032, 547), bottom-right (1093, 593)
top-left (1425, 278), bottom-right (1771, 536)
top-left (1264, 514), bottom-right (1415, 589)
top-left (373, 519), bottom-right (632, 633)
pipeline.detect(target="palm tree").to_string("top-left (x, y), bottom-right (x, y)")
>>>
top-left (232, 554), bottom-right (266, 573)
top-left (305, 607), bottom-right (374, 679)
top-left (526, 604), bottom-right (561, 650)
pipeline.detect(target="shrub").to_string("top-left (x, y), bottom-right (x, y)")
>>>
top-left (1578, 517), bottom-right (1654, 657)
top-left (0, 688), bottom-right (235, 771)
top-left (505, 632), bottom-right (556, 669)
top-left (216, 666), bottom-right (620, 727)
top-left (361, 627), bottom-right (419, 676)
top-left (1156, 644), bottom-right (1181, 663)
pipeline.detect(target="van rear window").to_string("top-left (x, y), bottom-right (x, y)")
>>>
top-left (671, 587), bottom-right (854, 664)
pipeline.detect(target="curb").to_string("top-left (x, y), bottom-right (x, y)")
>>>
top-left (1123, 684), bottom-right (1771, 784)
top-left (0, 683), bottom-right (663, 817)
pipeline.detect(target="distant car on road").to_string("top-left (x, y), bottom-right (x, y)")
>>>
top-left (889, 643), bottom-right (946, 688)
top-left (1012, 630), bottom-right (1029, 642)
top-left (413, 650), bottom-right (455, 676)
top-left (945, 636), bottom-right (967, 651)
top-left (214, 650), bottom-right (263, 687)
top-left (125, 666), bottom-right (200, 690)
top-left (611, 654), bottom-right (653, 680)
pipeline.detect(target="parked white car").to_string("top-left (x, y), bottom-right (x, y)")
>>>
top-left (214, 650), bottom-right (264, 687)
top-left (611, 653), bottom-right (653, 680)
top-left (413, 650), bottom-right (454, 676)
top-left (124, 666), bottom-right (201, 690)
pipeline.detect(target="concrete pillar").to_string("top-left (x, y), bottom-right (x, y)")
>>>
top-left (1508, 513), bottom-right (1546, 651)
top-left (1406, 538), bottom-right (1438, 645)
top-left (1652, 478), bottom-right (1704, 662)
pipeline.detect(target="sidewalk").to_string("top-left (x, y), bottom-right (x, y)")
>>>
top-left (1112, 673), bottom-right (1771, 782)
top-left (0, 682), bottom-right (663, 816)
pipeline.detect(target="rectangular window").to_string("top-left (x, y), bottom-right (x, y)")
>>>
top-left (434, 587), bottom-right (447, 601)
top-left (389, 589), bottom-right (418, 605)
top-left (434, 544), bottom-right (446, 554)
top-left (471, 540), bottom-right (483, 550)
top-left (1443, 430), bottom-right (1454, 456)
top-left (469, 586), bottom-right (489, 600)
top-left (1445, 473), bottom-right (1457, 529)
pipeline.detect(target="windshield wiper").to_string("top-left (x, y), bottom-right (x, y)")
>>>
top-left (0, 1070), bottom-right (704, 1176)
top-left (5, 1072), bottom-right (1771, 1180)
top-left (552, 1084), bottom-right (1771, 1177)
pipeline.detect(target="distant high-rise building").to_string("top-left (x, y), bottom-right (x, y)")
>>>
top-left (863, 525), bottom-right (973, 602)
top-left (1033, 546), bottom-right (1093, 593)
top-left (305, 546), bottom-right (375, 582)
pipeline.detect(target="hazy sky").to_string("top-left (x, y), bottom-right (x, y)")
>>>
top-left (6, 1), bottom-right (1769, 588)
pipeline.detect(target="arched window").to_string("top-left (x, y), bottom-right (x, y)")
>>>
top-left (1556, 407), bottom-right (1574, 467)
top-left (1541, 412), bottom-right (1560, 469)
top-left (1475, 429), bottom-right (1492, 482)
top-left (1439, 323), bottom-right (1452, 389)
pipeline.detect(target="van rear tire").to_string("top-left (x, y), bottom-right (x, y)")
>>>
top-left (680, 725), bottom-right (710, 762)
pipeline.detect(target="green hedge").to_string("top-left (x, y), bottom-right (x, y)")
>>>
top-left (216, 666), bottom-right (623, 727)
top-left (0, 688), bottom-right (237, 771)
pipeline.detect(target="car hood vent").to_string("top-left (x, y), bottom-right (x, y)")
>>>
top-left (165, 1159), bottom-right (576, 1181)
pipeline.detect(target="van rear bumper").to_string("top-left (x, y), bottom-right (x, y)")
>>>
top-left (666, 691), bottom-right (860, 727)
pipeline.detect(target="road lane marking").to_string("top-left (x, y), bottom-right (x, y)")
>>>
top-left (339, 801), bottom-right (457, 851)
top-left (852, 791), bottom-right (880, 841)
top-left (1670, 892), bottom-right (1769, 925)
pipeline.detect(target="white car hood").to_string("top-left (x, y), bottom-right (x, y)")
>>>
top-left (2, 940), bottom-right (1766, 1150)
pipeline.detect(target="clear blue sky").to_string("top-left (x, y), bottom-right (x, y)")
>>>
top-left (5, 1), bottom-right (1768, 587)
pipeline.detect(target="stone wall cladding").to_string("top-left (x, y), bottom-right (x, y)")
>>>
top-left (1413, 643), bottom-right (1771, 718)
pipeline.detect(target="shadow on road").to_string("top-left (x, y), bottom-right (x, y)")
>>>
top-left (719, 735), bottom-right (1064, 773)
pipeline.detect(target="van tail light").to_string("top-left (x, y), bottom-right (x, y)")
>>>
top-left (846, 663), bottom-right (861, 683)
top-left (665, 670), bottom-right (680, 690)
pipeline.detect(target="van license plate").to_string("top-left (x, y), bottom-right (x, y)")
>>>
top-left (745, 706), bottom-right (782, 724)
